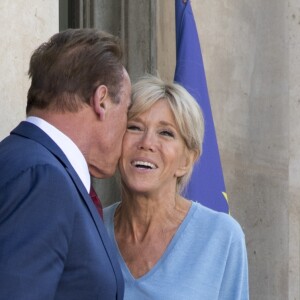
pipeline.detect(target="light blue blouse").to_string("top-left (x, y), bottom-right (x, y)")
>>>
top-left (104, 201), bottom-right (249, 300)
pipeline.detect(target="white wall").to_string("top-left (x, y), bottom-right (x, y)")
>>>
top-left (0, 0), bottom-right (58, 140)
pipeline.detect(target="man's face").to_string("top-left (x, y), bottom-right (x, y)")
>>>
top-left (89, 69), bottom-right (131, 178)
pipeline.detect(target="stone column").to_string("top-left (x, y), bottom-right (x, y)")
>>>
top-left (288, 0), bottom-right (300, 298)
top-left (192, 1), bottom-right (295, 299)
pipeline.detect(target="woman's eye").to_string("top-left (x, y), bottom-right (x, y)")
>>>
top-left (160, 130), bottom-right (174, 138)
top-left (127, 125), bottom-right (141, 131)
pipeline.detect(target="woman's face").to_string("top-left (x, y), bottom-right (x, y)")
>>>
top-left (119, 99), bottom-right (191, 196)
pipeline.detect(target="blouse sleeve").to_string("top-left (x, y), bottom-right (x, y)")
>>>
top-left (218, 232), bottom-right (249, 300)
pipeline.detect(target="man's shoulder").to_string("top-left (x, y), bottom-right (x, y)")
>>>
top-left (0, 132), bottom-right (64, 188)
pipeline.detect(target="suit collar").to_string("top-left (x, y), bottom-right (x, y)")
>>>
top-left (12, 121), bottom-right (70, 168)
top-left (26, 116), bottom-right (90, 192)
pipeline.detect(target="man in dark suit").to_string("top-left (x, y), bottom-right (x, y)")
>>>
top-left (0, 29), bottom-right (131, 299)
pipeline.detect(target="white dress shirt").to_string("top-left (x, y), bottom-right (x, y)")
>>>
top-left (26, 116), bottom-right (90, 192)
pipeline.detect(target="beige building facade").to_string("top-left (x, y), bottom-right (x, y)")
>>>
top-left (0, 1), bottom-right (299, 299)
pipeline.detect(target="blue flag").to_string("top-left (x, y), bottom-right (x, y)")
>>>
top-left (174, 0), bottom-right (229, 213)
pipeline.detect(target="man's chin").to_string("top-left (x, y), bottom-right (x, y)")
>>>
top-left (89, 165), bottom-right (116, 179)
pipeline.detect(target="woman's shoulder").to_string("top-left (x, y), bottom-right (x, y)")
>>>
top-left (190, 201), bottom-right (245, 242)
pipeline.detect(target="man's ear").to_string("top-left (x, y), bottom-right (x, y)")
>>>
top-left (175, 149), bottom-right (199, 178)
top-left (92, 85), bottom-right (109, 121)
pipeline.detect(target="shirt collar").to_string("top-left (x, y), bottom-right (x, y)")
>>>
top-left (26, 116), bottom-right (91, 192)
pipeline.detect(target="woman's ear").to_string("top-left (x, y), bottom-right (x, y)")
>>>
top-left (92, 85), bottom-right (109, 121)
top-left (175, 149), bottom-right (199, 178)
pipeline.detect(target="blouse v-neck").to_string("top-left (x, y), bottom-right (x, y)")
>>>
top-left (104, 201), bottom-right (197, 283)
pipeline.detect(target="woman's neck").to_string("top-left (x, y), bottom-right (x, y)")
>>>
top-left (113, 190), bottom-right (191, 278)
top-left (114, 190), bottom-right (191, 241)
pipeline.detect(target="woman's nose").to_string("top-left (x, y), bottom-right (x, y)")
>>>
top-left (137, 131), bottom-right (155, 151)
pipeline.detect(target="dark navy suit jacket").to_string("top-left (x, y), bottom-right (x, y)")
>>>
top-left (0, 122), bottom-right (124, 299)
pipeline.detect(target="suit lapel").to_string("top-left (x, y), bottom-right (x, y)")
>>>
top-left (11, 122), bottom-right (124, 295)
top-left (64, 164), bottom-right (124, 295)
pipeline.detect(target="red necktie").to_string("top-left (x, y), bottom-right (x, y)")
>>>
top-left (89, 186), bottom-right (103, 219)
